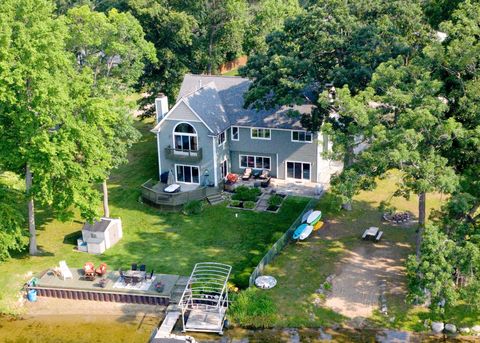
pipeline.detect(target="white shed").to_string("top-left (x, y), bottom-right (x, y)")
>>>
top-left (77, 217), bottom-right (123, 254)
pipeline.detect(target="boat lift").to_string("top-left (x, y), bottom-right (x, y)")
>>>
top-left (178, 262), bottom-right (232, 335)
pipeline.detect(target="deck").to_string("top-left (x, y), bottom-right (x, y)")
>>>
top-left (30, 269), bottom-right (181, 306)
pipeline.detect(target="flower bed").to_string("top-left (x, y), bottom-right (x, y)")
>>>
top-left (266, 194), bottom-right (287, 213)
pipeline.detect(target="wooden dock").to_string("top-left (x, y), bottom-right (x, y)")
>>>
top-left (29, 268), bottom-right (181, 306)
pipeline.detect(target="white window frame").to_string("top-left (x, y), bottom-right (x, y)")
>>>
top-left (175, 164), bottom-right (200, 184)
top-left (285, 160), bottom-right (311, 181)
top-left (250, 128), bottom-right (271, 140)
top-left (217, 131), bottom-right (226, 146)
top-left (291, 130), bottom-right (313, 143)
top-left (231, 126), bottom-right (239, 141)
top-left (172, 122), bottom-right (198, 151)
top-left (239, 154), bottom-right (271, 170)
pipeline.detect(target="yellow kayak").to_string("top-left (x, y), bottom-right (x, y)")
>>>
top-left (313, 221), bottom-right (324, 231)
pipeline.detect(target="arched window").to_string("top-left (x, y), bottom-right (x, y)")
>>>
top-left (173, 122), bottom-right (198, 151)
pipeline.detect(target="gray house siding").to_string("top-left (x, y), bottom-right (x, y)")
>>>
top-left (229, 127), bottom-right (320, 182)
top-left (157, 118), bottom-right (215, 185)
top-left (215, 129), bottom-right (230, 181)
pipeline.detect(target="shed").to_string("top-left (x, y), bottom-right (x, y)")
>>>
top-left (77, 217), bottom-right (123, 254)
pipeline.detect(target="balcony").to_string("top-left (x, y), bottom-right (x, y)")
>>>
top-left (165, 146), bottom-right (203, 163)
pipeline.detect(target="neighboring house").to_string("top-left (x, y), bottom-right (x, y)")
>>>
top-left (151, 74), bottom-right (333, 188)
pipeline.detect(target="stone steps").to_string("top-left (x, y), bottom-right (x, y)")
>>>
top-left (207, 194), bottom-right (225, 205)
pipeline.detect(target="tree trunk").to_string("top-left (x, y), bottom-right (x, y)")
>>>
top-left (344, 139), bottom-right (355, 168)
top-left (102, 179), bottom-right (110, 218)
top-left (25, 164), bottom-right (37, 255)
top-left (416, 192), bottom-right (426, 258)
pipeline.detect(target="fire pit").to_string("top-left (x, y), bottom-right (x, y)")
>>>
top-left (383, 211), bottom-right (411, 224)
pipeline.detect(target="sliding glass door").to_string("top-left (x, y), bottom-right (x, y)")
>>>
top-left (286, 161), bottom-right (311, 181)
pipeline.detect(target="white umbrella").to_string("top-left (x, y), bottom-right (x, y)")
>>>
top-left (167, 169), bottom-right (175, 185)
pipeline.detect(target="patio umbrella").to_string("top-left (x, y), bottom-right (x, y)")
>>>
top-left (167, 169), bottom-right (175, 185)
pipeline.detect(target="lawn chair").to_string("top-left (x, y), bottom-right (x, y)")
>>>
top-left (259, 169), bottom-right (269, 179)
top-left (131, 263), bottom-right (138, 271)
top-left (83, 262), bottom-right (96, 281)
top-left (139, 264), bottom-right (146, 272)
top-left (242, 168), bottom-right (252, 180)
top-left (58, 260), bottom-right (73, 280)
top-left (95, 262), bottom-right (107, 276)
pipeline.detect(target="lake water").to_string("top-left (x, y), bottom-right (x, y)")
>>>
top-left (0, 315), bottom-right (473, 342)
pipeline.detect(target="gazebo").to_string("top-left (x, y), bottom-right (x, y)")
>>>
top-left (178, 262), bottom-right (232, 335)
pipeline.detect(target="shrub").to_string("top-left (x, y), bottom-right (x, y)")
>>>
top-left (182, 200), bottom-right (203, 215)
top-left (243, 201), bottom-right (256, 209)
top-left (268, 194), bottom-right (283, 207)
top-left (230, 199), bottom-right (242, 207)
top-left (229, 288), bottom-right (277, 328)
top-left (232, 186), bottom-right (261, 202)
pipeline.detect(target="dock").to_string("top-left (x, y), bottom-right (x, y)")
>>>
top-left (29, 268), bottom-right (182, 306)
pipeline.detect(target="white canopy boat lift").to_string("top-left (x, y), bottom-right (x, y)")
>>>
top-left (178, 262), bottom-right (232, 335)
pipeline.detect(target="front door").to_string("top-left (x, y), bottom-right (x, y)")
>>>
top-left (286, 161), bottom-right (311, 181)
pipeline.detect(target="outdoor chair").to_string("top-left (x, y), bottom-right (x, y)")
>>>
top-left (123, 275), bottom-right (132, 285)
top-left (83, 262), bottom-right (96, 281)
top-left (259, 169), bottom-right (269, 180)
top-left (95, 262), bottom-right (107, 276)
top-left (140, 264), bottom-right (146, 272)
top-left (58, 260), bottom-right (73, 280)
top-left (131, 263), bottom-right (138, 271)
top-left (242, 168), bottom-right (252, 180)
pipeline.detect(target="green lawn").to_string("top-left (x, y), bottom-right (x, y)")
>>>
top-left (222, 68), bottom-right (240, 76)
top-left (0, 119), bottom-right (309, 314)
top-left (262, 170), bottom-right (450, 329)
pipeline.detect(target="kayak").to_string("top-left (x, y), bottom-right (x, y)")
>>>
top-left (299, 225), bottom-right (313, 240)
top-left (307, 210), bottom-right (322, 225)
top-left (293, 223), bottom-right (308, 240)
top-left (301, 209), bottom-right (313, 223)
top-left (313, 221), bottom-right (324, 231)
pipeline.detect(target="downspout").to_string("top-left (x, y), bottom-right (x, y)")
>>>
top-left (212, 136), bottom-right (218, 187)
top-left (156, 132), bottom-right (162, 181)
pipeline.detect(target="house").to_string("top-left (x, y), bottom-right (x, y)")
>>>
top-left (77, 217), bottom-right (123, 254)
top-left (150, 74), bottom-right (337, 195)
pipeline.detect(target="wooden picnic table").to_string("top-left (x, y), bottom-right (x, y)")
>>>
top-left (362, 226), bottom-right (383, 241)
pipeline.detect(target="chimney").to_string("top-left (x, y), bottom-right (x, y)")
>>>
top-left (155, 93), bottom-right (168, 123)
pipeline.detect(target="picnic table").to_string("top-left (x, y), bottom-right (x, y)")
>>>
top-left (362, 227), bottom-right (383, 241)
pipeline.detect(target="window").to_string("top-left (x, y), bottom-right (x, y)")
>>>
top-left (291, 130), bottom-right (313, 143)
top-left (220, 159), bottom-right (228, 178)
top-left (286, 161), bottom-right (311, 180)
top-left (173, 123), bottom-right (197, 151)
top-left (240, 155), bottom-right (271, 170)
top-left (251, 128), bottom-right (271, 140)
top-left (176, 164), bottom-right (200, 184)
top-left (218, 131), bottom-right (226, 145)
top-left (231, 126), bottom-right (239, 141)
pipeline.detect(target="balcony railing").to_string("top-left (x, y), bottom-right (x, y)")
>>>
top-left (165, 146), bottom-right (203, 162)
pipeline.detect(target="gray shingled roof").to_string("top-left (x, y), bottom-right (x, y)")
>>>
top-left (82, 218), bottom-right (111, 232)
top-left (177, 74), bottom-right (312, 134)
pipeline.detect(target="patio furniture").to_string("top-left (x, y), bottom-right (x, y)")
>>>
top-left (260, 176), bottom-right (271, 188)
top-left (99, 278), bottom-right (109, 288)
top-left (83, 262), bottom-right (96, 281)
top-left (259, 169), bottom-right (269, 180)
top-left (124, 270), bottom-right (146, 285)
top-left (58, 260), bottom-right (73, 280)
top-left (131, 263), bottom-right (138, 271)
top-left (242, 168), bottom-right (252, 180)
top-left (140, 264), bottom-right (146, 272)
top-left (147, 270), bottom-right (154, 280)
top-left (362, 227), bottom-right (380, 241)
top-left (226, 173), bottom-right (238, 183)
top-left (252, 169), bottom-right (262, 178)
top-left (164, 183), bottom-right (181, 193)
top-left (375, 231), bottom-right (384, 241)
top-left (95, 262), bottom-right (107, 276)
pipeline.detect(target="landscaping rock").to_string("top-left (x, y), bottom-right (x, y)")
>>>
top-left (472, 325), bottom-right (480, 333)
top-left (318, 328), bottom-right (332, 340)
top-left (431, 322), bottom-right (444, 334)
top-left (331, 323), bottom-right (341, 330)
top-left (445, 324), bottom-right (457, 333)
top-left (459, 327), bottom-right (470, 334)
top-left (326, 274), bottom-right (336, 283)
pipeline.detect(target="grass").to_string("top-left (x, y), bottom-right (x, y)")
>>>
top-left (0, 118), bottom-right (309, 314)
top-left (222, 68), bottom-right (240, 76)
top-left (261, 170), bottom-right (449, 329)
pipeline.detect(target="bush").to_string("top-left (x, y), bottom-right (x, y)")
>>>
top-left (182, 200), bottom-right (203, 215)
top-left (232, 186), bottom-right (261, 202)
top-left (230, 199), bottom-right (242, 207)
top-left (243, 201), bottom-right (256, 209)
top-left (268, 194), bottom-right (283, 207)
top-left (229, 288), bottom-right (277, 328)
